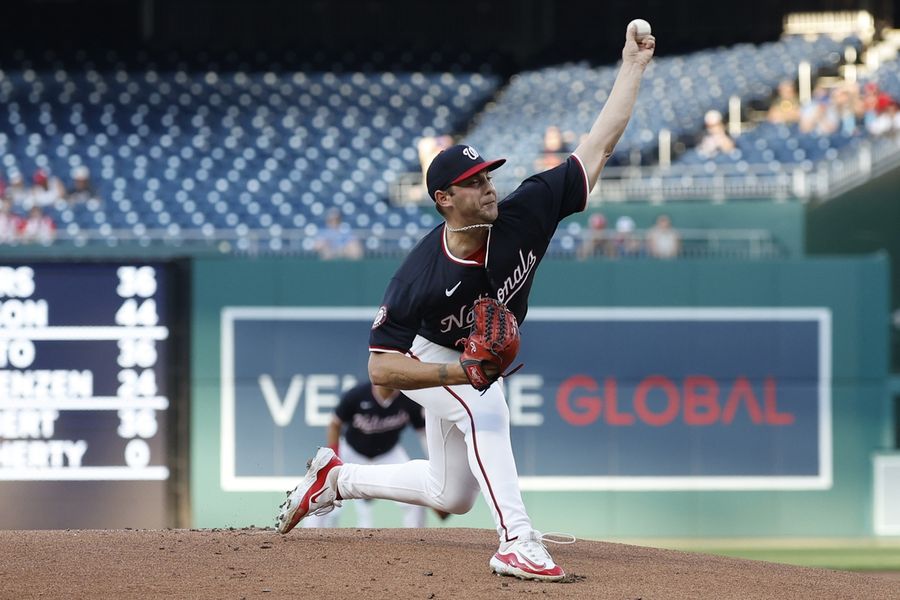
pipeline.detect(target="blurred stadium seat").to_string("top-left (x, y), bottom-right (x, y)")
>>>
top-left (0, 47), bottom-right (501, 252)
top-left (0, 32), bottom-right (897, 255)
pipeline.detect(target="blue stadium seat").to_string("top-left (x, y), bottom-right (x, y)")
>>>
top-left (0, 39), bottom-right (892, 243)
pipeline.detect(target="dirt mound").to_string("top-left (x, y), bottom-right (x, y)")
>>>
top-left (3, 528), bottom-right (897, 599)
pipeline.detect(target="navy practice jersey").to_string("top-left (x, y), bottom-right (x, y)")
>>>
top-left (370, 154), bottom-right (588, 353)
top-left (336, 383), bottom-right (426, 458)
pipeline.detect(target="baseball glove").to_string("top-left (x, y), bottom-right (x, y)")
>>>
top-left (458, 298), bottom-right (523, 392)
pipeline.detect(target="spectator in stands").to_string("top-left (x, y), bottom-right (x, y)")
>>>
top-left (862, 83), bottom-right (898, 136)
top-left (315, 208), bottom-right (363, 260)
top-left (30, 169), bottom-right (65, 209)
top-left (18, 206), bottom-right (56, 245)
top-left (577, 212), bottom-right (609, 260)
top-left (830, 83), bottom-right (861, 136)
top-left (67, 166), bottom-right (99, 204)
top-left (0, 198), bottom-right (23, 245)
top-left (697, 110), bottom-right (735, 158)
top-left (534, 125), bottom-right (573, 171)
top-left (799, 83), bottom-right (837, 136)
top-left (867, 97), bottom-right (900, 137)
top-left (767, 80), bottom-right (801, 125)
top-left (0, 171), bottom-right (6, 202)
top-left (6, 171), bottom-right (32, 208)
top-left (417, 136), bottom-right (453, 187)
top-left (647, 214), bottom-right (681, 259)
top-left (418, 135), bottom-right (454, 175)
top-left (610, 215), bottom-right (642, 258)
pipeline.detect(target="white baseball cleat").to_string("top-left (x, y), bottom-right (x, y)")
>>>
top-left (490, 530), bottom-right (566, 582)
top-left (275, 447), bottom-right (343, 534)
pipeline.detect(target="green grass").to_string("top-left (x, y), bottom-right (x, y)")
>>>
top-left (612, 538), bottom-right (900, 571)
top-left (698, 547), bottom-right (900, 571)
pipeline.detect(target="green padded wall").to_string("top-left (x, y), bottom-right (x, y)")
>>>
top-left (190, 255), bottom-right (889, 537)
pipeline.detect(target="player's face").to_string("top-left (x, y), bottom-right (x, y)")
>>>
top-left (447, 170), bottom-right (498, 223)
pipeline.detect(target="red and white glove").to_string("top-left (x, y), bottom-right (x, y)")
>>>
top-left (457, 298), bottom-right (523, 392)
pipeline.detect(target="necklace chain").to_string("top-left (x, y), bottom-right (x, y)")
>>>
top-left (446, 223), bottom-right (493, 233)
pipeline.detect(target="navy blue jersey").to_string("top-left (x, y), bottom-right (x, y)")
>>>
top-left (335, 383), bottom-right (426, 458)
top-left (370, 155), bottom-right (588, 353)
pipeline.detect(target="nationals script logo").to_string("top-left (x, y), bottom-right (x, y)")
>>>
top-left (440, 300), bottom-right (479, 333)
top-left (438, 248), bottom-right (537, 333)
top-left (496, 248), bottom-right (537, 304)
top-left (352, 412), bottom-right (410, 434)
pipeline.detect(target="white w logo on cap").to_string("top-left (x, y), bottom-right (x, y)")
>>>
top-left (462, 146), bottom-right (479, 160)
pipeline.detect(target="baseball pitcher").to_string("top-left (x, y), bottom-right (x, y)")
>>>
top-left (277, 22), bottom-right (656, 582)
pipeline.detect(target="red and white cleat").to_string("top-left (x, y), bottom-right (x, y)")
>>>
top-left (275, 447), bottom-right (343, 534)
top-left (490, 531), bottom-right (566, 582)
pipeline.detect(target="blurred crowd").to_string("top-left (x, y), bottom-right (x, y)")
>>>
top-left (0, 165), bottom-right (101, 245)
top-left (795, 80), bottom-right (900, 137)
top-left (308, 75), bottom-right (900, 260)
top-left (2, 74), bottom-right (891, 255)
top-left (577, 213), bottom-right (681, 260)
top-left (696, 78), bottom-right (900, 159)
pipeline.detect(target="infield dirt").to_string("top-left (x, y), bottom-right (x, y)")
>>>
top-left (3, 527), bottom-right (898, 599)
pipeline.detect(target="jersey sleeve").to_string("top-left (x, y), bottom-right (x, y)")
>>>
top-left (505, 154), bottom-right (589, 235)
top-left (368, 276), bottom-right (421, 354)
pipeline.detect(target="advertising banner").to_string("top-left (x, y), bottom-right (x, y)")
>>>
top-left (220, 307), bottom-right (830, 492)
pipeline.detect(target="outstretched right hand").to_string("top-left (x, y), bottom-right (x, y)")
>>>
top-left (623, 22), bottom-right (656, 68)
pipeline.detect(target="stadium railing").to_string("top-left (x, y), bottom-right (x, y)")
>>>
top-left (0, 227), bottom-right (783, 260)
top-left (390, 133), bottom-right (900, 204)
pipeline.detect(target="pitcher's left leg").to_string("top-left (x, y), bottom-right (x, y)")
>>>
top-left (443, 381), bottom-right (532, 544)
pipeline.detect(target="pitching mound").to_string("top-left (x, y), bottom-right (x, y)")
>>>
top-left (3, 527), bottom-right (897, 599)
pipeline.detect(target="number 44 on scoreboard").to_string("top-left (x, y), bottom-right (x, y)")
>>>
top-left (115, 299), bottom-right (159, 327)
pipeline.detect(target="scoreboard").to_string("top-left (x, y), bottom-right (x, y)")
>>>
top-left (0, 262), bottom-right (177, 528)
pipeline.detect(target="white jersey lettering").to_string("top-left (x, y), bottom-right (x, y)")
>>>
top-left (496, 249), bottom-right (537, 304)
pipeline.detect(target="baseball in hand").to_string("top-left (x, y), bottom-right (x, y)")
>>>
top-left (629, 19), bottom-right (652, 42)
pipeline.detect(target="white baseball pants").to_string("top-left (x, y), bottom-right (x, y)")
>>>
top-left (303, 440), bottom-right (425, 528)
top-left (337, 335), bottom-right (533, 544)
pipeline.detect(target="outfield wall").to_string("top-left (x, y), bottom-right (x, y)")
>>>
top-left (190, 255), bottom-right (891, 537)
